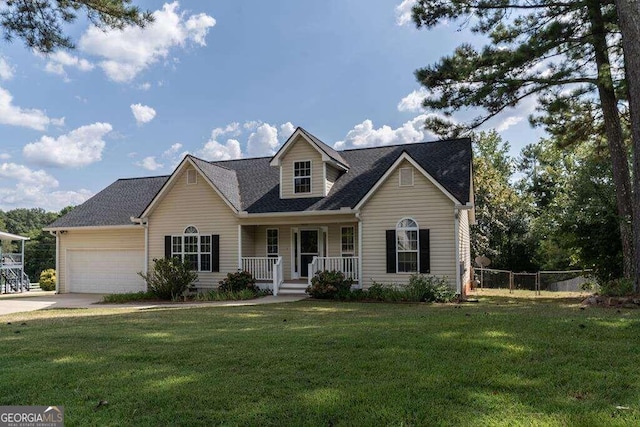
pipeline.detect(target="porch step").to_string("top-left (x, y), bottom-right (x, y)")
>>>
top-left (277, 282), bottom-right (308, 296)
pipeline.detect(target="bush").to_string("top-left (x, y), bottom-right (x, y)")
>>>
top-left (306, 270), bottom-right (353, 299)
top-left (196, 288), bottom-right (271, 301)
top-left (102, 291), bottom-right (156, 303)
top-left (39, 269), bottom-right (56, 291)
top-left (406, 274), bottom-right (456, 303)
top-left (599, 278), bottom-right (634, 297)
top-left (138, 257), bottom-right (198, 301)
top-left (365, 282), bottom-right (405, 302)
top-left (219, 271), bottom-right (257, 292)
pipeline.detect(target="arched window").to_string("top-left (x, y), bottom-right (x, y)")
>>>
top-left (396, 218), bottom-right (419, 273)
top-left (171, 226), bottom-right (212, 272)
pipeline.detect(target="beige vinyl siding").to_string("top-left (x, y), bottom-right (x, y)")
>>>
top-left (459, 209), bottom-right (472, 289)
top-left (58, 228), bottom-right (144, 293)
top-left (280, 136), bottom-right (324, 198)
top-left (252, 226), bottom-right (292, 280)
top-left (242, 226), bottom-right (256, 258)
top-left (360, 160), bottom-right (456, 288)
top-left (147, 166), bottom-right (239, 288)
top-left (325, 164), bottom-right (341, 195)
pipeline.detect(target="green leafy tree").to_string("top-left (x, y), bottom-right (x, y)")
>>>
top-left (1, 0), bottom-right (153, 53)
top-left (410, 0), bottom-right (634, 280)
top-left (472, 131), bottom-right (535, 271)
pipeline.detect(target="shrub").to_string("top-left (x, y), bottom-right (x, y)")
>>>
top-left (196, 288), bottom-right (270, 301)
top-left (599, 278), bottom-right (634, 297)
top-left (406, 274), bottom-right (456, 303)
top-left (218, 271), bottom-right (257, 292)
top-left (366, 282), bottom-right (405, 302)
top-left (306, 270), bottom-right (353, 299)
top-left (39, 269), bottom-right (56, 291)
top-left (102, 291), bottom-right (156, 303)
top-left (138, 257), bottom-right (198, 301)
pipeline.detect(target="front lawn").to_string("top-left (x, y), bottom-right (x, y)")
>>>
top-left (1, 297), bottom-right (639, 426)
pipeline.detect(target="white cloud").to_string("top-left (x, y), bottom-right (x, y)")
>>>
top-left (0, 163), bottom-right (58, 187)
top-left (44, 51), bottom-right (94, 78)
top-left (397, 88), bottom-right (428, 112)
top-left (164, 143), bottom-right (183, 156)
top-left (247, 123), bottom-right (279, 157)
top-left (0, 153), bottom-right (10, 160)
top-left (0, 86), bottom-right (62, 130)
top-left (23, 122), bottom-right (112, 168)
top-left (210, 122), bottom-right (240, 140)
top-left (243, 120), bottom-right (261, 131)
top-left (130, 103), bottom-right (157, 125)
top-left (395, 0), bottom-right (416, 26)
top-left (137, 156), bottom-right (164, 171)
top-left (0, 57), bottom-right (14, 80)
top-left (279, 122), bottom-right (296, 142)
top-left (138, 82), bottom-right (152, 91)
top-left (334, 115), bottom-right (438, 150)
top-left (79, 2), bottom-right (216, 82)
top-left (495, 116), bottom-right (524, 132)
top-left (0, 162), bottom-right (90, 211)
top-left (198, 138), bottom-right (241, 161)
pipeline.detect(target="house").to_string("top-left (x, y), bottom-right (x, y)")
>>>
top-left (0, 231), bottom-right (31, 293)
top-left (44, 127), bottom-right (474, 296)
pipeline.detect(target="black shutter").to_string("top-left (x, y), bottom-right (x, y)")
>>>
top-left (386, 230), bottom-right (396, 273)
top-left (419, 229), bottom-right (430, 273)
top-left (164, 235), bottom-right (172, 259)
top-left (212, 234), bottom-right (220, 272)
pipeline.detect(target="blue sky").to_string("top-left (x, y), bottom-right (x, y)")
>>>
top-left (0, 0), bottom-right (544, 211)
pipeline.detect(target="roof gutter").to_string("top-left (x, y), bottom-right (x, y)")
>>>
top-left (43, 224), bottom-right (144, 232)
top-left (238, 207), bottom-right (356, 218)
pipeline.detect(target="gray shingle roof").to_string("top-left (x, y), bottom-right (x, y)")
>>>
top-left (48, 132), bottom-right (471, 228)
top-left (298, 127), bottom-right (349, 168)
top-left (189, 156), bottom-right (241, 211)
top-left (219, 137), bottom-right (472, 213)
top-left (46, 176), bottom-right (169, 228)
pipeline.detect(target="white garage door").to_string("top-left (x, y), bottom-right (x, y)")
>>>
top-left (68, 249), bottom-right (146, 293)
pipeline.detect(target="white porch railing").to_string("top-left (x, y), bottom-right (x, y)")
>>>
top-left (1, 253), bottom-right (23, 266)
top-left (308, 256), bottom-right (359, 287)
top-left (241, 256), bottom-right (284, 296)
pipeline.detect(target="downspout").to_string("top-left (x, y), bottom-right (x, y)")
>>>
top-left (454, 208), bottom-right (461, 296)
top-left (356, 212), bottom-right (363, 289)
top-left (48, 231), bottom-right (59, 294)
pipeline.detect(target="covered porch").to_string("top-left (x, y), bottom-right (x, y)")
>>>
top-left (0, 231), bottom-right (31, 293)
top-left (237, 215), bottom-right (360, 295)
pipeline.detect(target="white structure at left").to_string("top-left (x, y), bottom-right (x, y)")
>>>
top-left (0, 231), bottom-right (31, 293)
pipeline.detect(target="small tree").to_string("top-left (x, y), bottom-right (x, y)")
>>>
top-left (39, 269), bottom-right (56, 291)
top-left (138, 258), bottom-right (198, 301)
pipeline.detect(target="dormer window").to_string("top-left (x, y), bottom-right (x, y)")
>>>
top-left (294, 161), bottom-right (312, 194)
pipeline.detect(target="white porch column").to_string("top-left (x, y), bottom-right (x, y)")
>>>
top-left (237, 224), bottom-right (242, 270)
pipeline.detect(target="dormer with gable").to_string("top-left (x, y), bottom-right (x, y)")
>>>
top-left (270, 127), bottom-right (349, 199)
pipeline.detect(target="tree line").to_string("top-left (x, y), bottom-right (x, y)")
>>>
top-left (410, 0), bottom-right (640, 289)
top-left (1, 207), bottom-right (72, 282)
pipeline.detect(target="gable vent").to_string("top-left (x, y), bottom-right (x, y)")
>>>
top-left (399, 167), bottom-right (414, 187)
top-left (187, 169), bottom-right (197, 185)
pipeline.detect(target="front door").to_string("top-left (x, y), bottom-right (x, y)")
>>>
top-left (300, 229), bottom-right (319, 278)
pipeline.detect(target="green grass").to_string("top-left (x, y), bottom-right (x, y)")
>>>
top-left (1, 296), bottom-right (640, 426)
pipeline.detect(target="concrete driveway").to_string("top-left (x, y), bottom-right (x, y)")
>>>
top-left (0, 291), bottom-right (306, 316)
top-left (0, 292), bottom-right (104, 316)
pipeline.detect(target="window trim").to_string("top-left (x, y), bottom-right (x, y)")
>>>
top-left (293, 160), bottom-right (312, 194)
top-left (171, 225), bottom-right (211, 272)
top-left (266, 228), bottom-right (279, 258)
top-left (396, 218), bottom-right (419, 273)
top-left (341, 226), bottom-right (355, 257)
